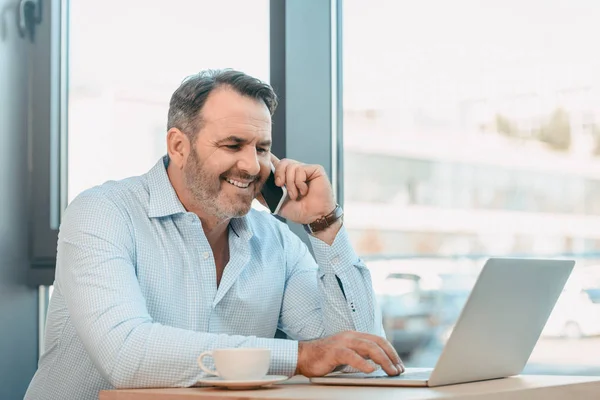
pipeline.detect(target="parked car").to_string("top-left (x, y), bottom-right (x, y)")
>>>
top-left (378, 274), bottom-right (440, 359)
top-left (431, 274), bottom-right (478, 345)
top-left (437, 268), bottom-right (600, 343)
top-left (365, 258), bottom-right (483, 359)
top-left (542, 281), bottom-right (600, 339)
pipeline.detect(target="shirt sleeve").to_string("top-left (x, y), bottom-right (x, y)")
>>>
top-left (56, 191), bottom-right (298, 389)
top-left (277, 223), bottom-right (385, 341)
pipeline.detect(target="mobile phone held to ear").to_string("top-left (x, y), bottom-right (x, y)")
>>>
top-left (261, 163), bottom-right (288, 215)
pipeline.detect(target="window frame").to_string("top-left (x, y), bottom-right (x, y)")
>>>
top-left (27, 0), bottom-right (68, 285)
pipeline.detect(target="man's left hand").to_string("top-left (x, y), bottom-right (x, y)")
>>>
top-left (267, 155), bottom-right (337, 226)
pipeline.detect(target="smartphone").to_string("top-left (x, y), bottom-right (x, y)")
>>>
top-left (261, 163), bottom-right (288, 215)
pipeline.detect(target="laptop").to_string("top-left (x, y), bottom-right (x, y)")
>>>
top-left (310, 258), bottom-right (574, 387)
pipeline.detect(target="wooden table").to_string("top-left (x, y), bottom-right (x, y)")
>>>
top-left (99, 375), bottom-right (600, 400)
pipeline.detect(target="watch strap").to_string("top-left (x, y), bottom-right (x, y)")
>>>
top-left (303, 204), bottom-right (344, 234)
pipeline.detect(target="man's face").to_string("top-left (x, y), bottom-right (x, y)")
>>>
top-left (183, 87), bottom-right (272, 219)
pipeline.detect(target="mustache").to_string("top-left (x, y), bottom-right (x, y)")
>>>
top-left (220, 171), bottom-right (260, 182)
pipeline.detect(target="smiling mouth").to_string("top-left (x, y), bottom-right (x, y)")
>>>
top-left (225, 178), bottom-right (253, 189)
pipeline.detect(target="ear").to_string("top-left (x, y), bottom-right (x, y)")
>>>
top-left (167, 128), bottom-right (190, 170)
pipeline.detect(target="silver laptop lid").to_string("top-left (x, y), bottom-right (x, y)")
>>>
top-left (429, 258), bottom-right (574, 386)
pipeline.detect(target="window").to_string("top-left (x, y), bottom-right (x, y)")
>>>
top-left (67, 0), bottom-right (270, 202)
top-left (29, 0), bottom-right (273, 284)
top-left (343, 0), bottom-right (600, 374)
top-left (33, 0), bottom-right (339, 349)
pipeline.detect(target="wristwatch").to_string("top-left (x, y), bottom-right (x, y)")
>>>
top-left (303, 204), bottom-right (344, 235)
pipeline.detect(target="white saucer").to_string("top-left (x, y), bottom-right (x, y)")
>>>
top-left (198, 375), bottom-right (289, 390)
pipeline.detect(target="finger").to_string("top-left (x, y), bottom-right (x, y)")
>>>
top-left (375, 336), bottom-right (403, 367)
top-left (275, 159), bottom-right (291, 187)
top-left (351, 339), bottom-right (399, 376)
top-left (270, 153), bottom-right (281, 165)
top-left (356, 333), bottom-right (402, 365)
top-left (303, 164), bottom-right (326, 181)
top-left (336, 349), bottom-right (377, 374)
top-left (286, 164), bottom-right (299, 200)
top-left (295, 167), bottom-right (309, 197)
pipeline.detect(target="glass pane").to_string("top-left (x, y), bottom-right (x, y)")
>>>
top-left (67, 0), bottom-right (270, 202)
top-left (343, 0), bottom-right (600, 374)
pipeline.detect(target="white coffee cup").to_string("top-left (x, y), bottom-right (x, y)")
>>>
top-left (197, 348), bottom-right (271, 381)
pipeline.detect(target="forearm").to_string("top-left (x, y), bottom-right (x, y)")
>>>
top-left (104, 323), bottom-right (297, 388)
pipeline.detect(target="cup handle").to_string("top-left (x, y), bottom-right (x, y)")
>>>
top-left (197, 351), bottom-right (219, 376)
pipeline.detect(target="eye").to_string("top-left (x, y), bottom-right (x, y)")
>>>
top-left (225, 144), bottom-right (241, 151)
top-left (257, 147), bottom-right (268, 154)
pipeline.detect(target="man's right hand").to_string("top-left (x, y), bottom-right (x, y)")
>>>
top-left (295, 331), bottom-right (405, 377)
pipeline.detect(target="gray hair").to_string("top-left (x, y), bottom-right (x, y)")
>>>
top-left (167, 69), bottom-right (278, 142)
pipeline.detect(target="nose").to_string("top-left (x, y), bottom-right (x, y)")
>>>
top-left (237, 146), bottom-right (261, 177)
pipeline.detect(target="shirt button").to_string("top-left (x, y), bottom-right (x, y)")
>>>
top-left (331, 256), bottom-right (340, 265)
top-left (203, 252), bottom-right (210, 259)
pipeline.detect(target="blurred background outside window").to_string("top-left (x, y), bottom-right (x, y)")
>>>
top-left (343, 0), bottom-right (600, 375)
top-left (67, 0), bottom-right (270, 203)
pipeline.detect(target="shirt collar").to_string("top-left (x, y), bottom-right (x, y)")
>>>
top-left (229, 215), bottom-right (254, 242)
top-left (147, 155), bottom-right (187, 218)
top-left (147, 155), bottom-right (254, 242)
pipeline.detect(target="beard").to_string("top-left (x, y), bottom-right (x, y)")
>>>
top-left (183, 149), bottom-right (262, 220)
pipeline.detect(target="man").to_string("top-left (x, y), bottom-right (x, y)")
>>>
top-left (25, 69), bottom-right (403, 400)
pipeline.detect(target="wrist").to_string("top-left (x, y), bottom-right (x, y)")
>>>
top-left (295, 341), bottom-right (306, 376)
top-left (317, 202), bottom-right (337, 218)
top-left (310, 219), bottom-right (343, 245)
top-left (303, 204), bottom-right (343, 236)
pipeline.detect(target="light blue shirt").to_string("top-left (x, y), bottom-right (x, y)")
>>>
top-left (25, 156), bottom-right (383, 400)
